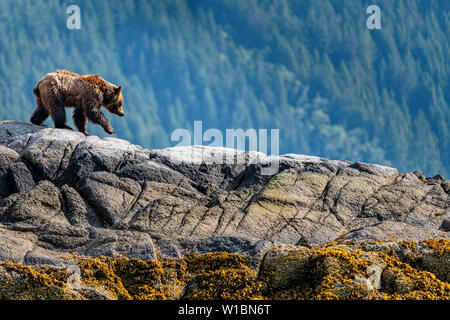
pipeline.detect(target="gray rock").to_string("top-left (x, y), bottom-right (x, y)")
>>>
top-left (1, 180), bottom-right (68, 226)
top-left (441, 218), bottom-right (450, 232)
top-left (6, 162), bottom-right (35, 194)
top-left (0, 227), bottom-right (37, 263)
top-left (83, 228), bottom-right (156, 260)
top-left (0, 121), bottom-right (448, 265)
top-left (76, 171), bottom-right (141, 226)
top-left (0, 145), bottom-right (20, 166)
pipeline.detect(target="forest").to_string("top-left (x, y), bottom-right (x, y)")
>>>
top-left (0, 0), bottom-right (448, 177)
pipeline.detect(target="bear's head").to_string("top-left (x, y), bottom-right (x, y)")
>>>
top-left (103, 86), bottom-right (124, 117)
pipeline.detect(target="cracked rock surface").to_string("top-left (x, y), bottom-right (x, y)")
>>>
top-left (0, 121), bottom-right (448, 265)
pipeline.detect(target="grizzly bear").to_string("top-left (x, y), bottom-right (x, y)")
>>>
top-left (31, 70), bottom-right (124, 136)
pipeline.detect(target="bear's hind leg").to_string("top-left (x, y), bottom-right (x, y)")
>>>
top-left (73, 108), bottom-right (88, 136)
top-left (49, 94), bottom-right (72, 130)
top-left (30, 97), bottom-right (49, 126)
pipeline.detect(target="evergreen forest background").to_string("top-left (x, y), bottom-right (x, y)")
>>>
top-left (0, 0), bottom-right (449, 177)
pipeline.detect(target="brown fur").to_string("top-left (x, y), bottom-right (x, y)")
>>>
top-left (55, 69), bottom-right (81, 77)
top-left (31, 70), bottom-right (124, 136)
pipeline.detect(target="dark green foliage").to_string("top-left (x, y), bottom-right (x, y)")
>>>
top-left (0, 0), bottom-right (448, 177)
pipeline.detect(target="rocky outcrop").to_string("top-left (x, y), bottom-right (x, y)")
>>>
top-left (0, 121), bottom-right (448, 299)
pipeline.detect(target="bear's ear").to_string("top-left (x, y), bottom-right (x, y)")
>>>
top-left (114, 86), bottom-right (122, 95)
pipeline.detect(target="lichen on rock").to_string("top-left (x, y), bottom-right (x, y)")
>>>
top-left (1, 241), bottom-right (448, 300)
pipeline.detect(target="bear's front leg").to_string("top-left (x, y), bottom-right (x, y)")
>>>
top-left (59, 124), bottom-right (73, 130)
top-left (85, 103), bottom-right (115, 135)
top-left (104, 125), bottom-right (115, 134)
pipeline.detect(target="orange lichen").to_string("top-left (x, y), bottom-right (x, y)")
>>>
top-left (421, 239), bottom-right (450, 256)
top-left (0, 260), bottom-right (68, 287)
top-left (0, 240), bottom-right (448, 300)
top-left (77, 256), bottom-right (131, 299)
top-left (0, 260), bottom-right (82, 300)
top-left (184, 267), bottom-right (264, 300)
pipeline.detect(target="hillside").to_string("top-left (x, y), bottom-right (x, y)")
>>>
top-left (0, 121), bottom-right (448, 299)
top-left (0, 0), bottom-right (448, 177)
